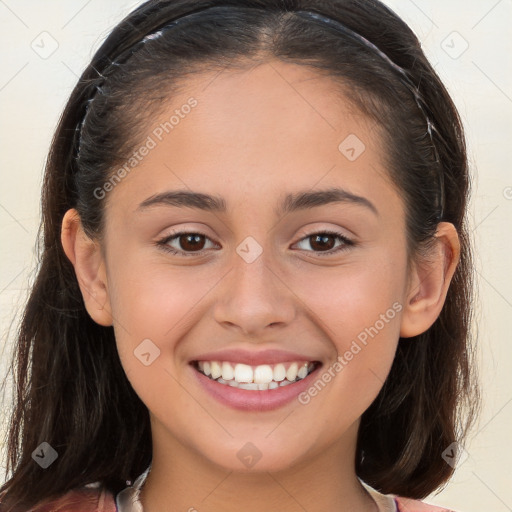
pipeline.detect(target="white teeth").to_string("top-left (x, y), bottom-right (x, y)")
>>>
top-left (210, 361), bottom-right (222, 379)
top-left (286, 362), bottom-right (298, 381)
top-left (221, 361), bottom-right (234, 380)
top-left (196, 360), bottom-right (316, 389)
top-left (253, 364), bottom-right (273, 384)
top-left (234, 363), bottom-right (253, 383)
top-left (238, 382), bottom-right (259, 390)
top-left (297, 364), bottom-right (308, 379)
top-left (273, 363), bottom-right (286, 382)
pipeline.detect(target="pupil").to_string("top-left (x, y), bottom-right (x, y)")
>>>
top-left (181, 234), bottom-right (204, 251)
top-left (311, 234), bottom-right (334, 251)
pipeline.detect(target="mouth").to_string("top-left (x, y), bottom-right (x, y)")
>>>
top-left (192, 360), bottom-right (321, 390)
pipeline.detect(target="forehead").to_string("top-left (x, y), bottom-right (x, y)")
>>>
top-left (104, 59), bottom-right (399, 221)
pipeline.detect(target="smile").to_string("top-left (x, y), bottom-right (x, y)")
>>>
top-left (194, 360), bottom-right (318, 390)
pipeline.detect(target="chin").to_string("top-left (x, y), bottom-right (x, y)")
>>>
top-left (197, 440), bottom-right (306, 474)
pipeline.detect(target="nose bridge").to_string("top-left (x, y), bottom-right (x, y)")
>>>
top-left (213, 235), bottom-right (296, 334)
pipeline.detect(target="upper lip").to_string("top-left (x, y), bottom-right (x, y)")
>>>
top-left (191, 349), bottom-right (320, 366)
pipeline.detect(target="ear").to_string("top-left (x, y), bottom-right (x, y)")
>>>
top-left (61, 208), bottom-right (113, 327)
top-left (400, 222), bottom-right (460, 338)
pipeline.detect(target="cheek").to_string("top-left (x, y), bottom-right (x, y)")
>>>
top-left (291, 256), bottom-right (404, 411)
top-left (107, 254), bottom-right (210, 338)
top-left (291, 254), bottom-right (404, 341)
top-left (106, 256), bottom-right (202, 412)
top-left (105, 253), bottom-right (238, 399)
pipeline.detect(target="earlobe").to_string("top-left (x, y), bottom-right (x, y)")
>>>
top-left (61, 208), bottom-right (113, 327)
top-left (399, 222), bottom-right (460, 338)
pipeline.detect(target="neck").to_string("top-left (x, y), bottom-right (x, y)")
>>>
top-left (139, 419), bottom-right (379, 512)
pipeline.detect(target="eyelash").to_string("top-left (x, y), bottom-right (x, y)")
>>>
top-left (156, 229), bottom-right (355, 258)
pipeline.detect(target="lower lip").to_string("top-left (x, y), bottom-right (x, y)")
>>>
top-left (191, 363), bottom-right (321, 412)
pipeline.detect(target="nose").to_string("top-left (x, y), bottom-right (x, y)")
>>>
top-left (212, 245), bottom-right (296, 338)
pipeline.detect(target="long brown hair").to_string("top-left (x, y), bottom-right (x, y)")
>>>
top-left (0, 0), bottom-right (479, 510)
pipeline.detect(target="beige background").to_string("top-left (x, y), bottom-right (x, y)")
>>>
top-left (0, 0), bottom-right (511, 510)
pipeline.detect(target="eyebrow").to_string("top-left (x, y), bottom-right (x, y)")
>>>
top-left (136, 187), bottom-right (379, 217)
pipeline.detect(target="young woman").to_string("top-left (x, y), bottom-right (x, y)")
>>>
top-left (0, 1), bottom-right (479, 511)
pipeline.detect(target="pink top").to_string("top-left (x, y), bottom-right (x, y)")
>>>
top-left (27, 481), bottom-right (457, 512)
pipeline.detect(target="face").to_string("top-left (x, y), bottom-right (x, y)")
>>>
top-left (98, 60), bottom-right (410, 472)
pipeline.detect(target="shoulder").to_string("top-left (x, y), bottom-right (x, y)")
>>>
top-left (361, 479), bottom-right (459, 512)
top-left (396, 496), bottom-right (458, 512)
top-left (29, 485), bottom-right (117, 512)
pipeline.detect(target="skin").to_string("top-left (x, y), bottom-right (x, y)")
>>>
top-left (61, 59), bottom-right (460, 512)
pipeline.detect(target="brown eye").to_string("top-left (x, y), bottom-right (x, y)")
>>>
top-left (177, 233), bottom-right (206, 251)
top-left (309, 234), bottom-right (336, 251)
top-left (157, 231), bottom-right (217, 256)
top-left (294, 230), bottom-right (354, 256)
